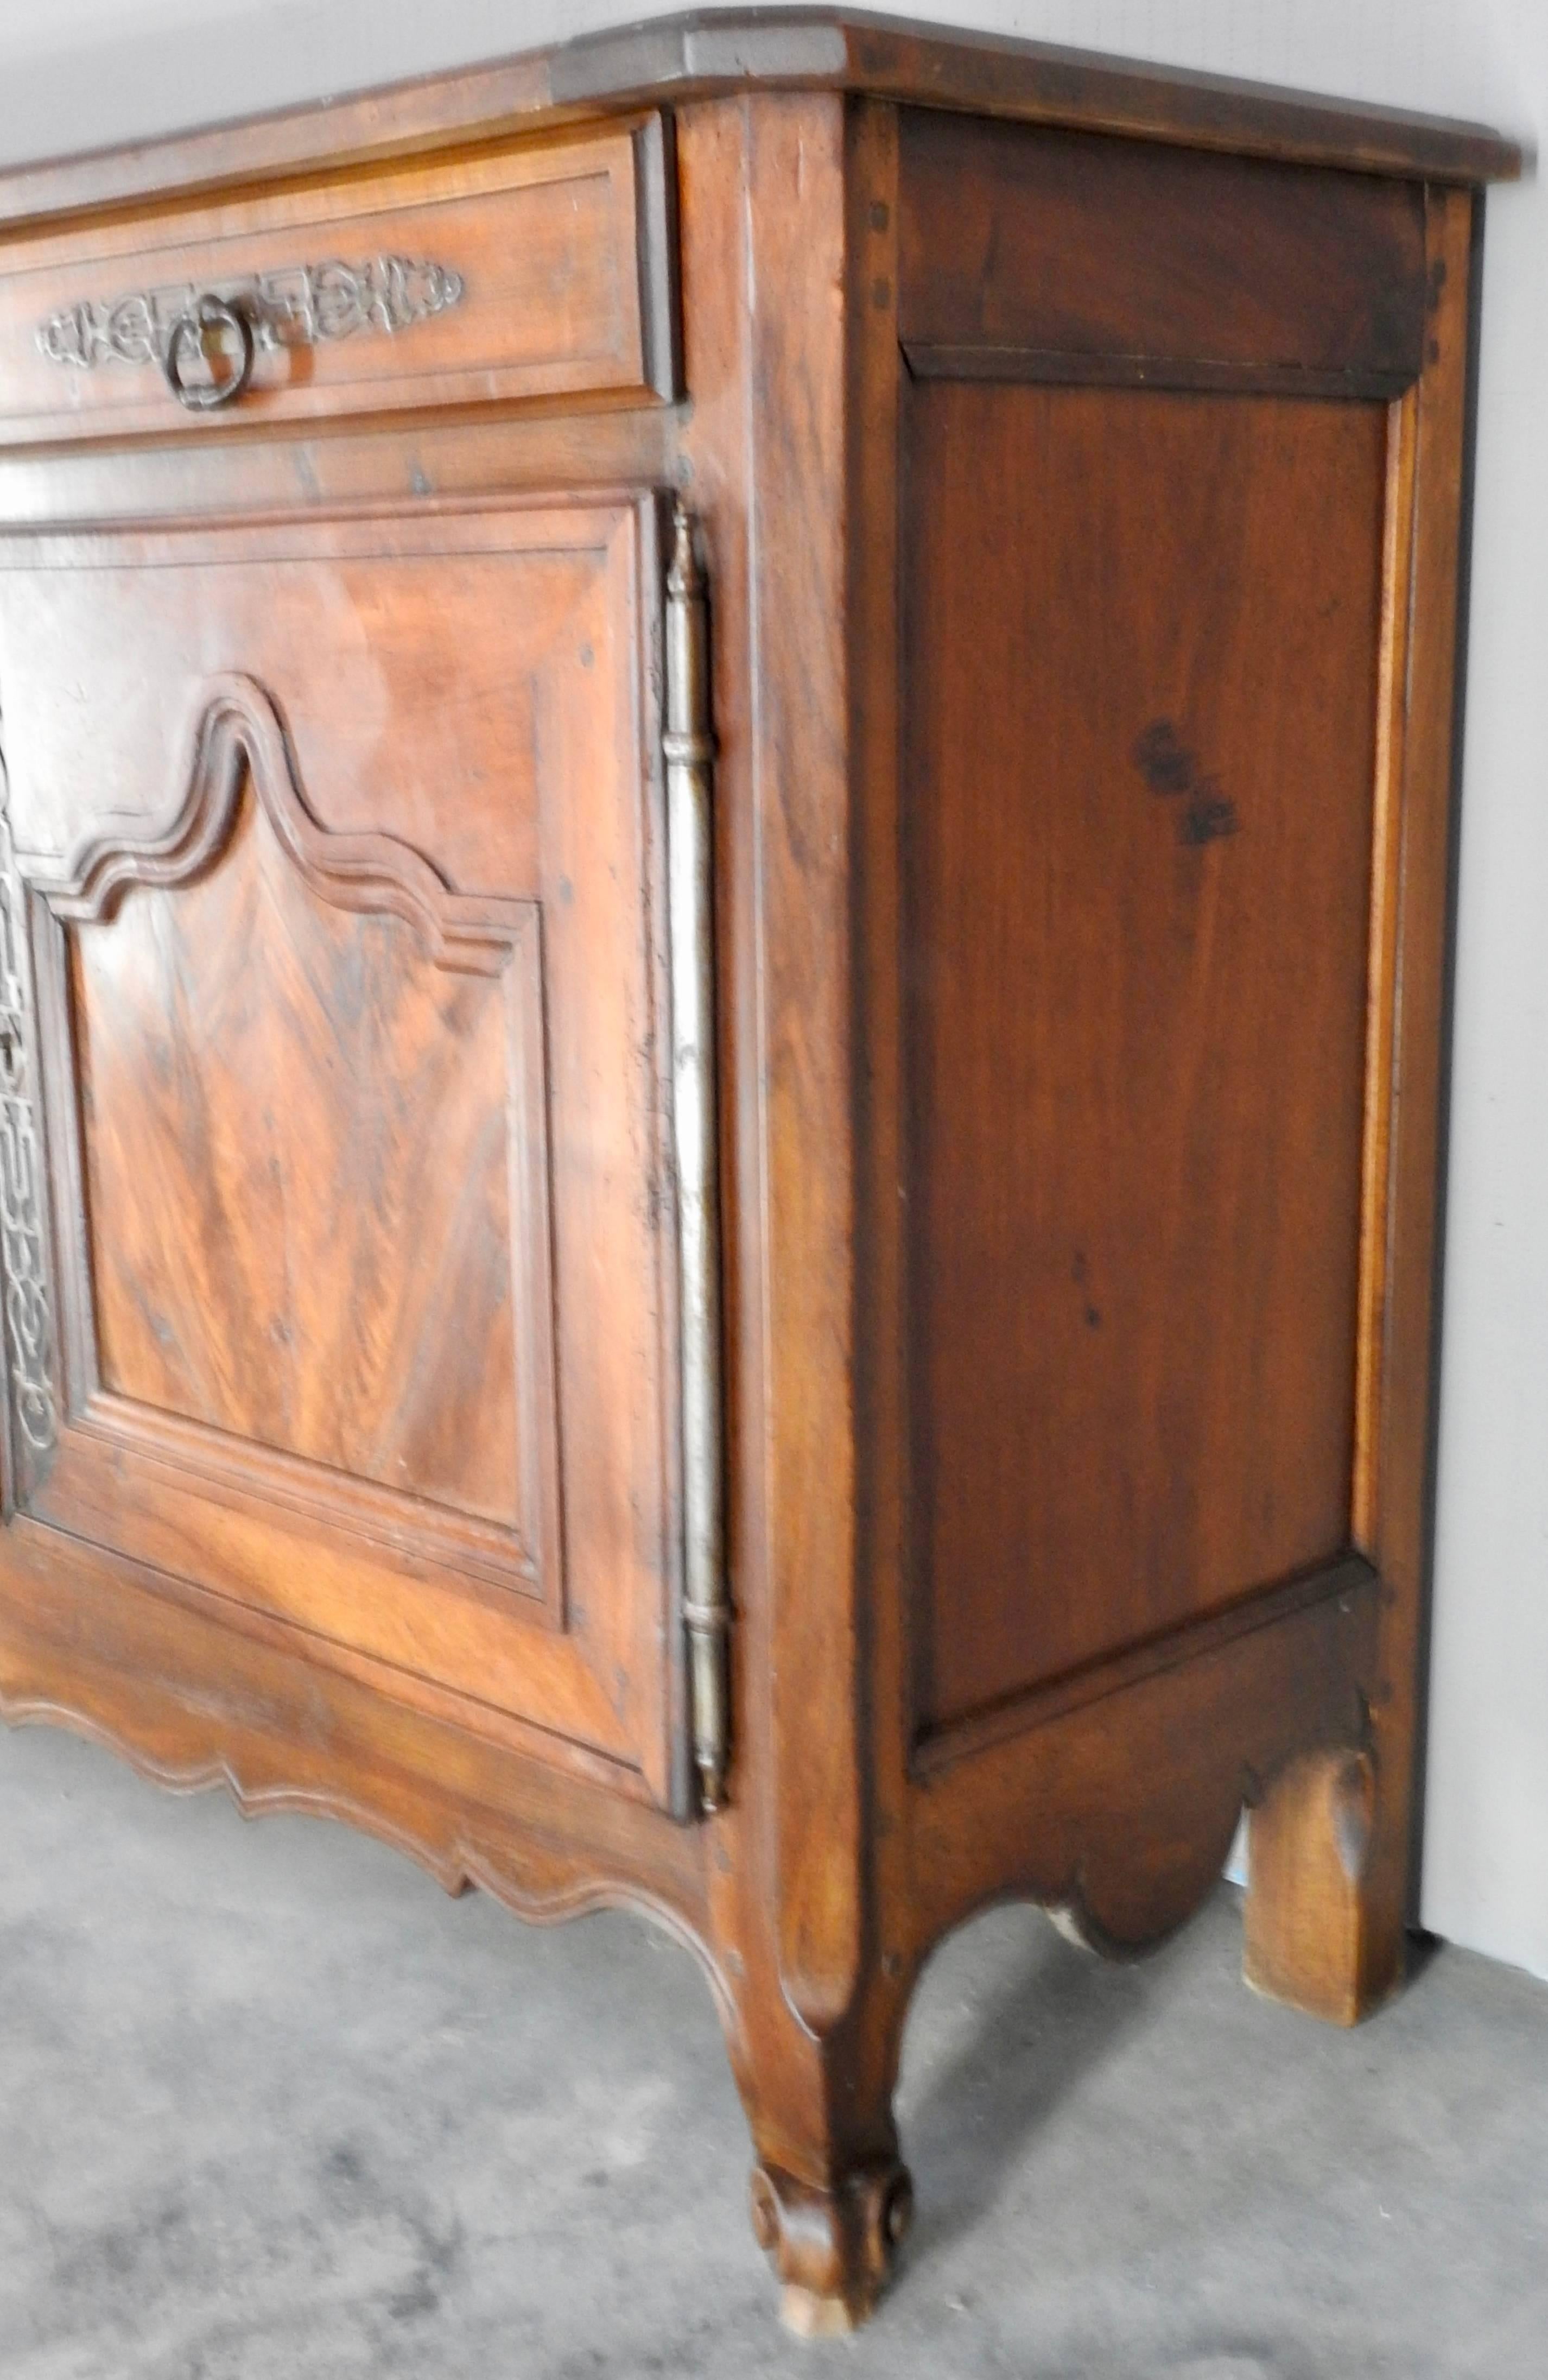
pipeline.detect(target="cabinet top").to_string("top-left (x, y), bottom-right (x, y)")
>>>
top-left (0, 5), bottom-right (1519, 232)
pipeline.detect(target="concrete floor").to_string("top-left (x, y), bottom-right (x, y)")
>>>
top-left (1, 1721), bottom-right (1545, 2379)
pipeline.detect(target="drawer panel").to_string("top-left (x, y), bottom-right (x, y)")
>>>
top-left (0, 116), bottom-right (677, 446)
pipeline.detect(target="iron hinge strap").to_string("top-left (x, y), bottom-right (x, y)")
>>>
top-left (664, 500), bottom-right (730, 1814)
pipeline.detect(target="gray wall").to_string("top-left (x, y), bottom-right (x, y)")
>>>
top-left (0, 0), bottom-right (1541, 1977)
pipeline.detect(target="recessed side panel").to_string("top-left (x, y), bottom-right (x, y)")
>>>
top-left (902, 378), bottom-right (1386, 1739)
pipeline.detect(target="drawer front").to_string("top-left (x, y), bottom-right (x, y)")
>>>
top-left (0, 116), bottom-right (677, 446)
top-left (0, 496), bottom-right (688, 1811)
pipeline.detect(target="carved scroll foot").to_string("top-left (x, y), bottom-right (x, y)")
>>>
top-left (748, 2153), bottom-right (913, 2335)
top-left (712, 1919), bottom-right (915, 2333)
top-left (1243, 1746), bottom-right (1404, 2025)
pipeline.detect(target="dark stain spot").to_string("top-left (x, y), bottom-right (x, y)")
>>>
top-left (1133, 718), bottom-right (1195, 795)
top-left (1133, 718), bottom-right (1240, 847)
top-left (872, 275), bottom-right (893, 311)
top-left (870, 199), bottom-right (890, 231)
top-left (583, 2169), bottom-right (611, 2189)
top-left (1429, 256), bottom-right (1448, 307)
top-left (1084, 1305), bottom-right (1102, 1329)
top-left (579, 643), bottom-right (594, 669)
top-left (557, 873), bottom-right (575, 906)
top-left (409, 464), bottom-right (431, 498)
top-left (1179, 795), bottom-right (1239, 847)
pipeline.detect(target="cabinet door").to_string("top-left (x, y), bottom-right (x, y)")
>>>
top-left (0, 497), bottom-right (688, 1812)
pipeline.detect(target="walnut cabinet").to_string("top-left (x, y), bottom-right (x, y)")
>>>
top-left (0, 11), bottom-right (1516, 2334)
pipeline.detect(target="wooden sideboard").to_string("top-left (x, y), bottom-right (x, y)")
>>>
top-left (0, 9), bottom-right (1517, 2335)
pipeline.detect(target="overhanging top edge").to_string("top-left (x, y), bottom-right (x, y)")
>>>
top-left (0, 6), bottom-right (1520, 240)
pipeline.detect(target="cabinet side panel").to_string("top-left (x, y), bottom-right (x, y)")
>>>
top-left (898, 110), bottom-right (1428, 393)
top-left (902, 378), bottom-right (1386, 1733)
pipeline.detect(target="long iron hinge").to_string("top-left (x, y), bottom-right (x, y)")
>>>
top-left (664, 500), bottom-right (729, 1814)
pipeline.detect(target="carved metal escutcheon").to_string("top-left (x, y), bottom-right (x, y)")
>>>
top-left (37, 254), bottom-right (466, 376)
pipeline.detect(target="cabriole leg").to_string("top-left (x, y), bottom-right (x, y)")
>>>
top-left (716, 1956), bottom-right (913, 2334)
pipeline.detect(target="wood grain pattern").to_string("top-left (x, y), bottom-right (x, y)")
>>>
top-left (0, 1507), bottom-right (717, 1958)
top-left (1363, 185), bottom-right (1477, 1919)
top-left (741, 97), bottom-right (862, 2040)
top-left (670, 92), bottom-right (913, 2334)
top-left (915, 1554), bottom-right (1378, 1778)
top-left (1353, 387), bottom-right (1419, 1547)
top-left (72, 699), bottom-right (545, 1560)
top-left (900, 109), bottom-right (1428, 396)
top-left (0, 401), bottom-right (684, 533)
top-left (1244, 1746), bottom-right (1379, 2023)
top-left (910, 1568), bottom-right (1378, 1957)
top-left (0, 510), bottom-right (602, 885)
top-left (902, 376), bottom-right (1385, 1734)
top-left (0, 116), bottom-right (677, 446)
top-left (1230, 192), bottom-right (1480, 2026)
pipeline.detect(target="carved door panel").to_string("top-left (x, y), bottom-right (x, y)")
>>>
top-left (0, 497), bottom-right (689, 1812)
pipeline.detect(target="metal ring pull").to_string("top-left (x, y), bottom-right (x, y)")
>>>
top-left (162, 294), bottom-right (256, 411)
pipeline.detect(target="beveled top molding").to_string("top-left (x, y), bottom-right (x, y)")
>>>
top-left (0, 7), bottom-right (1518, 236)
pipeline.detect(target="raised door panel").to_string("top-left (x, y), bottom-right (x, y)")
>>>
top-left (77, 808), bottom-right (525, 1518)
top-left (902, 378), bottom-right (1386, 1742)
top-left (0, 498), bottom-right (686, 1811)
top-left (67, 711), bottom-right (554, 1586)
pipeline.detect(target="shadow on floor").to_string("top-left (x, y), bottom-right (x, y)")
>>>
top-left (902, 1901), bottom-right (1168, 2261)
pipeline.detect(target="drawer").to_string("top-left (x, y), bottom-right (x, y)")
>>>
top-left (0, 115), bottom-right (677, 445)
